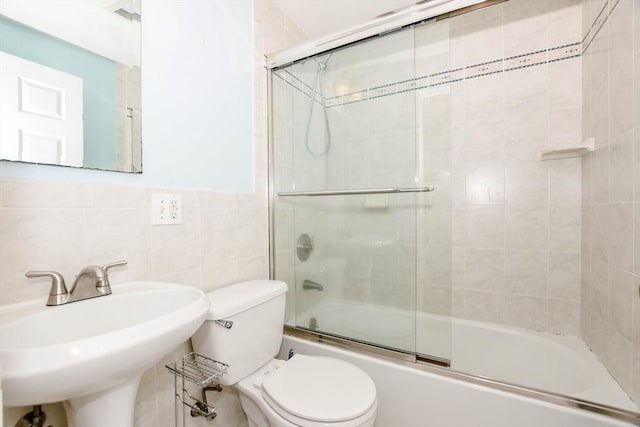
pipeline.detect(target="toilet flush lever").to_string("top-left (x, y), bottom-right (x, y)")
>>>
top-left (214, 319), bottom-right (233, 329)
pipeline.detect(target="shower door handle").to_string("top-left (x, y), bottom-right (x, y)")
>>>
top-left (277, 186), bottom-right (434, 197)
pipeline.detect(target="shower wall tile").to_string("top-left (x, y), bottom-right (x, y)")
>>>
top-left (549, 60), bottom-right (582, 112)
top-left (547, 0), bottom-right (582, 47)
top-left (505, 250), bottom-right (548, 297)
top-left (464, 206), bottom-right (505, 248)
top-left (608, 203), bottom-right (634, 272)
top-left (464, 249), bottom-right (505, 293)
top-left (548, 252), bottom-right (580, 300)
top-left (459, 117), bottom-right (506, 164)
top-left (549, 158), bottom-right (581, 204)
top-left (548, 298), bottom-right (580, 335)
top-left (592, 258), bottom-right (610, 322)
top-left (461, 289), bottom-right (505, 324)
top-left (549, 205), bottom-right (581, 253)
top-left (635, 203), bottom-right (640, 276)
top-left (582, 0), bottom-right (640, 405)
top-left (502, 1), bottom-right (547, 57)
top-left (504, 204), bottom-right (548, 251)
top-left (505, 161), bottom-right (549, 205)
top-left (635, 349), bottom-right (640, 408)
top-left (609, 265), bottom-right (634, 341)
top-left (607, 328), bottom-right (634, 395)
top-left (413, 0), bottom-right (584, 336)
top-left (547, 107), bottom-right (583, 150)
top-left (464, 161), bottom-right (505, 205)
top-left (464, 76), bottom-right (505, 122)
top-left (504, 295), bottom-right (548, 331)
top-left (610, 132), bottom-right (634, 202)
top-left (460, 6), bottom-right (504, 66)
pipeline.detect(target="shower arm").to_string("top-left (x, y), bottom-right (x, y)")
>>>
top-left (277, 186), bottom-right (434, 197)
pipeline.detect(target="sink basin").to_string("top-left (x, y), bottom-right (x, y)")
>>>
top-left (0, 281), bottom-right (209, 427)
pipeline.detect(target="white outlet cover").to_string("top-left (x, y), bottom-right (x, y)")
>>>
top-left (151, 194), bottom-right (182, 225)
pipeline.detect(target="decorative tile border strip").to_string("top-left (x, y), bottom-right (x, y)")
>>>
top-left (322, 42), bottom-right (581, 107)
top-left (582, 0), bottom-right (621, 54)
top-left (275, 40), bottom-right (583, 108)
top-left (465, 60), bottom-right (503, 79)
top-left (504, 49), bottom-right (547, 71)
top-left (273, 69), bottom-right (324, 105)
top-left (548, 43), bottom-right (582, 63)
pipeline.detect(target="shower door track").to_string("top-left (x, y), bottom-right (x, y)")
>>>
top-left (284, 325), bottom-right (640, 426)
top-left (265, 0), bottom-right (506, 69)
top-left (284, 324), bottom-right (450, 367)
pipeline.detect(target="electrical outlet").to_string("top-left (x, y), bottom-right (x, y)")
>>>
top-left (151, 194), bottom-right (182, 225)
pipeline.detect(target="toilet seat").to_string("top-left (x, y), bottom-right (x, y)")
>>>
top-left (261, 354), bottom-right (377, 426)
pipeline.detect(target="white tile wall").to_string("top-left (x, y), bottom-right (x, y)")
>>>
top-left (273, 1), bottom-right (584, 341)
top-left (420, 1), bottom-right (583, 335)
top-left (0, 1), bottom-right (307, 426)
top-left (581, 0), bottom-right (640, 406)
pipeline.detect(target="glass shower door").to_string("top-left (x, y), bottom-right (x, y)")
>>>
top-left (271, 22), bottom-right (452, 361)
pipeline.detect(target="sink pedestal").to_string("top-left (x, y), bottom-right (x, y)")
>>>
top-left (64, 375), bottom-right (142, 427)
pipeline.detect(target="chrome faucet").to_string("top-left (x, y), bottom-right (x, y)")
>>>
top-left (302, 279), bottom-right (323, 291)
top-left (26, 260), bottom-right (127, 306)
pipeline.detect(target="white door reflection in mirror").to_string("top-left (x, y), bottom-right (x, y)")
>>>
top-left (0, 51), bottom-right (83, 166)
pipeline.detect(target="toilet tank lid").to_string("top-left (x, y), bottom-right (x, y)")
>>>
top-left (205, 280), bottom-right (288, 320)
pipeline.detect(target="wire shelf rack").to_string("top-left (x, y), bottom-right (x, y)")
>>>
top-left (165, 352), bottom-right (229, 388)
top-left (166, 352), bottom-right (229, 424)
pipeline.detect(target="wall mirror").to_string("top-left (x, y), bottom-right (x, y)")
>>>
top-left (0, 0), bottom-right (142, 173)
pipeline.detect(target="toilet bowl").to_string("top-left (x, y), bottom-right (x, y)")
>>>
top-left (237, 357), bottom-right (377, 427)
top-left (190, 280), bottom-right (378, 427)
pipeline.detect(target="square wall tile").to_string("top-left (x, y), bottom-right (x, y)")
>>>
top-left (505, 295), bottom-right (548, 331)
top-left (548, 298), bottom-right (581, 335)
top-left (505, 161), bottom-right (549, 205)
top-left (2, 179), bottom-right (94, 208)
top-left (549, 158), bottom-right (581, 204)
top-left (505, 204), bottom-right (549, 251)
top-left (464, 248), bottom-right (505, 292)
top-left (465, 205), bottom-right (505, 249)
top-left (461, 290), bottom-right (506, 324)
top-left (549, 252), bottom-right (580, 300)
top-left (609, 203), bottom-right (634, 272)
top-left (465, 161), bottom-right (505, 205)
top-left (549, 205), bottom-right (581, 253)
top-left (505, 250), bottom-right (548, 297)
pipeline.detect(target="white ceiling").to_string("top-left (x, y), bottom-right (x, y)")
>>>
top-left (272, 0), bottom-right (419, 39)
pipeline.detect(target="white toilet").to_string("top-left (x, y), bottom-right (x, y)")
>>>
top-left (191, 280), bottom-right (378, 427)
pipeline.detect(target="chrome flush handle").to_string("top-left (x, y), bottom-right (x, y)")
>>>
top-left (214, 319), bottom-right (234, 329)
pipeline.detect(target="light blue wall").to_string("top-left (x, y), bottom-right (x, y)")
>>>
top-left (0, 0), bottom-right (255, 192)
top-left (0, 17), bottom-right (117, 170)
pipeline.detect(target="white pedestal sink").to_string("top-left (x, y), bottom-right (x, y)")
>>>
top-left (0, 281), bottom-right (210, 427)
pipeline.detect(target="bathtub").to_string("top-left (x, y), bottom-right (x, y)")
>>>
top-left (293, 299), bottom-right (638, 414)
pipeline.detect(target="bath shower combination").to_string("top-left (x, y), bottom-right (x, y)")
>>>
top-left (269, 0), bottom-right (640, 424)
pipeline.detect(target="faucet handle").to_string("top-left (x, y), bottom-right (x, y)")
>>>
top-left (25, 271), bottom-right (68, 306)
top-left (102, 260), bottom-right (128, 273)
top-left (98, 260), bottom-right (128, 291)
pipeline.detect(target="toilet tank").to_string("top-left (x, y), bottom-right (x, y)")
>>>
top-left (191, 280), bottom-right (288, 385)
